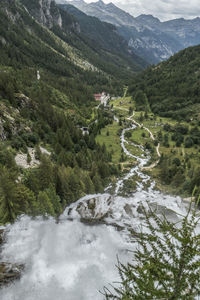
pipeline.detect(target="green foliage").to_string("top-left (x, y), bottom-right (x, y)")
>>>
top-left (0, 167), bottom-right (19, 223)
top-left (134, 90), bottom-right (150, 112)
top-left (38, 191), bottom-right (55, 217)
top-left (130, 44), bottom-right (200, 120)
top-left (60, 4), bottom-right (148, 75)
top-left (104, 203), bottom-right (200, 299)
top-left (0, 0), bottom-right (134, 224)
top-left (27, 152), bottom-right (31, 164)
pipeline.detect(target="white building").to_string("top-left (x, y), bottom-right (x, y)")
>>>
top-left (100, 92), bottom-right (110, 106)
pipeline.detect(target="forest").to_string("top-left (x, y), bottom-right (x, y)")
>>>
top-left (129, 45), bottom-right (200, 120)
top-left (0, 0), bottom-right (130, 224)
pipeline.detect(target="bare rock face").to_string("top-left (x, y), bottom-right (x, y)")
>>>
top-left (75, 196), bottom-right (113, 223)
top-left (0, 120), bottom-right (7, 141)
top-left (0, 262), bottom-right (24, 287)
top-left (25, 0), bottom-right (62, 28)
top-left (15, 93), bottom-right (31, 108)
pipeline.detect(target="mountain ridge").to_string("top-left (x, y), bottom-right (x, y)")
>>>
top-left (129, 44), bottom-right (200, 120)
top-left (0, 0), bottom-right (126, 223)
top-left (63, 0), bottom-right (200, 63)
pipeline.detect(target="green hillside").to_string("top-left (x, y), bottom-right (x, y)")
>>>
top-left (130, 45), bottom-right (200, 120)
top-left (0, 0), bottom-right (125, 224)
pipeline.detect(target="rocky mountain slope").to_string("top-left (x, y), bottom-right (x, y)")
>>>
top-left (60, 3), bottom-right (148, 69)
top-left (0, 0), bottom-right (133, 224)
top-left (64, 0), bottom-right (200, 64)
top-left (0, 0), bottom-right (146, 83)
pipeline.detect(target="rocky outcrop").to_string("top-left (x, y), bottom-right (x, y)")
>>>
top-left (76, 197), bottom-right (110, 221)
top-left (67, 0), bottom-right (200, 64)
top-left (15, 93), bottom-right (31, 108)
top-left (0, 230), bottom-right (24, 287)
top-left (0, 120), bottom-right (7, 141)
top-left (0, 262), bottom-right (24, 287)
top-left (23, 0), bottom-right (62, 28)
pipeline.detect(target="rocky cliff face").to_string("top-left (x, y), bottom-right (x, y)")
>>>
top-left (64, 0), bottom-right (200, 64)
top-left (22, 0), bottom-right (62, 28)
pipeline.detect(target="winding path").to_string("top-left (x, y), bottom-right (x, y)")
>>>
top-left (115, 110), bottom-right (161, 169)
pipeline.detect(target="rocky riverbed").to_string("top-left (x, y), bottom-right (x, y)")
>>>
top-left (0, 229), bottom-right (24, 287)
top-left (0, 118), bottom-right (194, 300)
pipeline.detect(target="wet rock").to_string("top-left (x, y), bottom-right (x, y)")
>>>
top-left (88, 198), bottom-right (96, 211)
top-left (137, 203), bottom-right (144, 214)
top-left (0, 229), bottom-right (5, 245)
top-left (149, 203), bottom-right (179, 222)
top-left (0, 262), bottom-right (24, 287)
top-left (80, 218), bottom-right (106, 226)
top-left (124, 204), bottom-right (134, 217)
top-left (76, 197), bottom-right (108, 220)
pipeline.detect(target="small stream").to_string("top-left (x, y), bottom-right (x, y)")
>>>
top-left (0, 120), bottom-right (191, 300)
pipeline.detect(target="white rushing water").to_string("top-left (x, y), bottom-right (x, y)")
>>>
top-left (0, 121), bottom-right (191, 300)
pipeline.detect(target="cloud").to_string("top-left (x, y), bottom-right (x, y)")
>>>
top-left (84, 0), bottom-right (200, 21)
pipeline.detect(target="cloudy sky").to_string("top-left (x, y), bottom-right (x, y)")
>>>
top-left (84, 0), bottom-right (200, 21)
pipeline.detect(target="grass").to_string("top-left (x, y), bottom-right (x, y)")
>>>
top-left (125, 143), bottom-right (145, 158)
top-left (106, 96), bottom-right (200, 173)
top-left (108, 95), bottom-right (200, 197)
top-left (96, 122), bottom-right (122, 164)
top-left (129, 128), bottom-right (150, 146)
top-left (110, 96), bottom-right (134, 110)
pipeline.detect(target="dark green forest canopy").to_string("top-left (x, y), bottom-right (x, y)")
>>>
top-left (129, 45), bottom-right (200, 120)
top-left (0, 0), bottom-right (129, 224)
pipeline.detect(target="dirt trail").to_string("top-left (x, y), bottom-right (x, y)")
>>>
top-left (127, 113), bottom-right (161, 159)
top-left (114, 110), bottom-right (161, 170)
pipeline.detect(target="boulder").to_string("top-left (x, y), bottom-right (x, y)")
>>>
top-left (0, 262), bottom-right (24, 287)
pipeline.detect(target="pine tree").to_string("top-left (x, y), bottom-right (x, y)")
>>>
top-left (27, 152), bottom-right (31, 164)
top-left (38, 155), bottom-right (55, 190)
top-left (56, 165), bottom-right (72, 205)
top-left (81, 172), bottom-right (95, 194)
top-left (45, 185), bottom-right (62, 216)
top-left (92, 173), bottom-right (103, 193)
top-left (104, 202), bottom-right (200, 300)
top-left (14, 184), bottom-right (36, 215)
top-left (0, 167), bottom-right (17, 223)
top-left (35, 145), bottom-right (42, 160)
top-left (37, 191), bottom-right (55, 217)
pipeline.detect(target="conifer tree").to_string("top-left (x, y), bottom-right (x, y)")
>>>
top-left (27, 152), bottom-right (31, 164)
top-left (45, 185), bottom-right (62, 216)
top-left (38, 191), bottom-right (55, 217)
top-left (38, 155), bottom-right (55, 190)
top-left (104, 203), bottom-right (200, 300)
top-left (0, 167), bottom-right (17, 223)
top-left (14, 184), bottom-right (36, 215)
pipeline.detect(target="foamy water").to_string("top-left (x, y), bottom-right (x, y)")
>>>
top-left (1, 216), bottom-right (133, 300)
top-left (0, 120), bottom-right (192, 300)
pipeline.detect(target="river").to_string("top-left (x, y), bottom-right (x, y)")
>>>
top-left (0, 121), bottom-right (190, 300)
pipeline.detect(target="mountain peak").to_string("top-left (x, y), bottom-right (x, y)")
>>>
top-left (93, 0), bottom-right (106, 8)
top-left (136, 14), bottom-right (160, 25)
top-left (107, 2), bottom-right (116, 8)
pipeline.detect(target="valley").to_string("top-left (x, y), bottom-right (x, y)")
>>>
top-left (1, 0), bottom-right (200, 298)
top-left (96, 95), bottom-right (200, 198)
top-left (64, 0), bottom-right (200, 64)
top-left (0, 94), bottom-right (192, 300)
